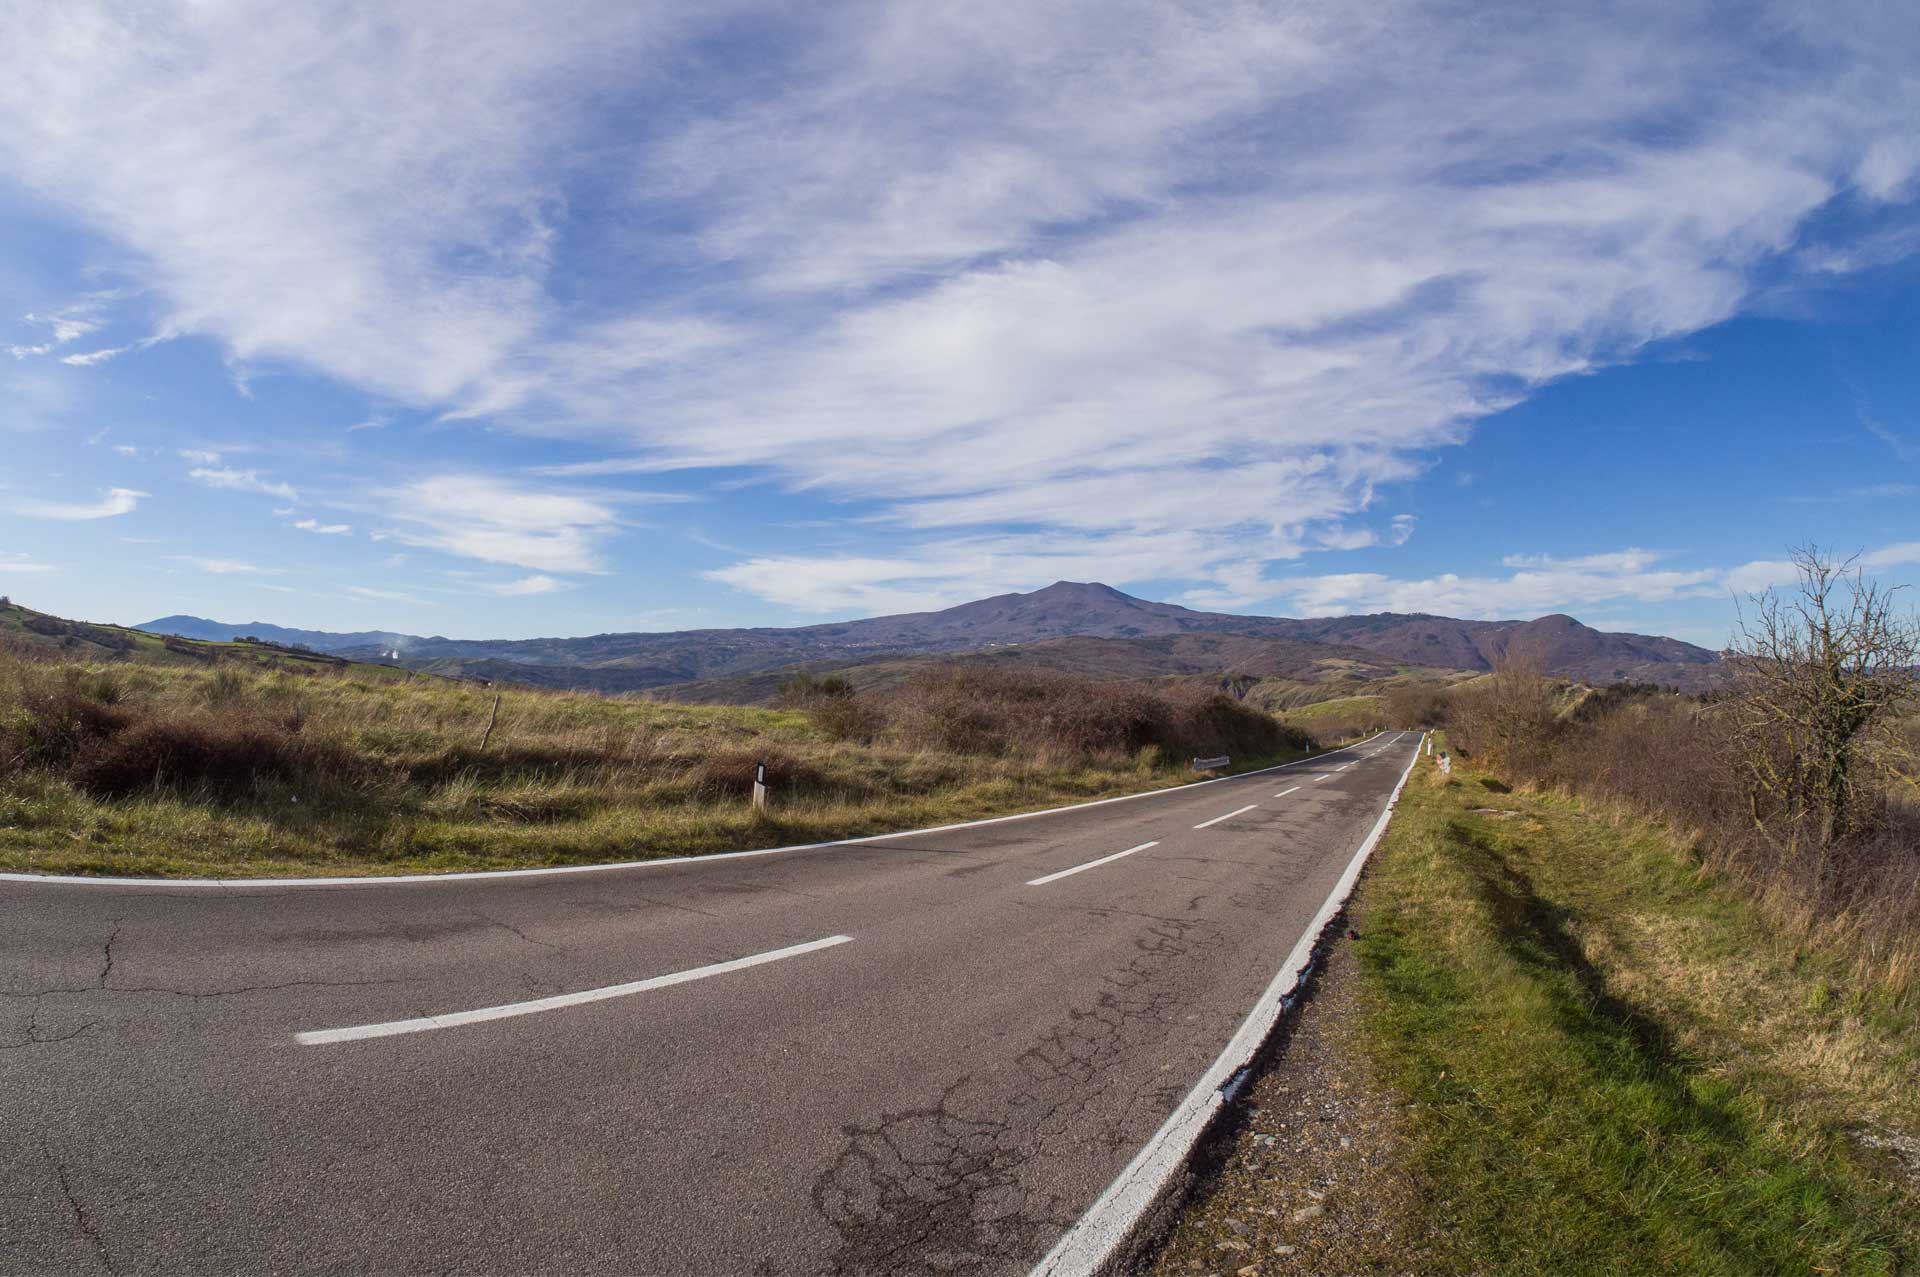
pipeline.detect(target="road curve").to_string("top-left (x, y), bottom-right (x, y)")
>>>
top-left (2, 732), bottom-right (1422, 1275)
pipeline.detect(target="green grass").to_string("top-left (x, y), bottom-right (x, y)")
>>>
top-left (1353, 744), bottom-right (1919, 1274)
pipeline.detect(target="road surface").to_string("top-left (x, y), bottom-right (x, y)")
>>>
top-left (2, 732), bottom-right (1422, 1275)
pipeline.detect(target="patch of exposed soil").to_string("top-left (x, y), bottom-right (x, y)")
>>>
top-left (1143, 934), bottom-right (1441, 1277)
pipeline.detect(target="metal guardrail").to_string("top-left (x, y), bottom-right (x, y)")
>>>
top-left (1191, 755), bottom-right (1230, 771)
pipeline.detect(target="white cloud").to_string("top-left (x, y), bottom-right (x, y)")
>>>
top-left (492, 574), bottom-right (566, 595)
top-left (378, 475), bottom-right (619, 573)
top-left (0, 5), bottom-right (1916, 607)
top-left (1862, 542), bottom-right (1920, 571)
top-left (291, 517), bottom-right (351, 535)
top-left (176, 556), bottom-right (282, 575)
top-left (8, 300), bottom-right (110, 358)
top-left (190, 466), bottom-right (299, 502)
top-left (1280, 543), bottom-right (1920, 620)
top-left (12, 487), bottom-right (147, 520)
top-left (1723, 558), bottom-right (1799, 595)
top-left (178, 449), bottom-right (223, 465)
top-left (347, 585), bottom-right (420, 603)
top-left (60, 344), bottom-right (134, 367)
top-left (707, 526), bottom-right (1302, 614)
top-left (1279, 549), bottom-right (1724, 618)
top-left (0, 552), bottom-right (56, 574)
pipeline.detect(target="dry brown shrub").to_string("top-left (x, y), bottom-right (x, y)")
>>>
top-left (69, 711), bottom-right (357, 799)
top-left (880, 667), bottom-right (1307, 764)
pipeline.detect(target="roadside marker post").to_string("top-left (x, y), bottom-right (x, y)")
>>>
top-left (752, 760), bottom-right (769, 811)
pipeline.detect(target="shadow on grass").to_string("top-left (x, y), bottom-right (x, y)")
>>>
top-left (1435, 815), bottom-right (1903, 1274)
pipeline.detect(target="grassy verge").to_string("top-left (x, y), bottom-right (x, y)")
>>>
top-left (1348, 742), bottom-right (1919, 1274)
top-left (1152, 740), bottom-right (1918, 1275)
top-left (0, 658), bottom-right (1321, 879)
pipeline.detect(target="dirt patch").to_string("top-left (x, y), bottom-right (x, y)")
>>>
top-left (1145, 935), bottom-right (1438, 1277)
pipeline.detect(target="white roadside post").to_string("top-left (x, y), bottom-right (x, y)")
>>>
top-left (752, 760), bottom-right (769, 811)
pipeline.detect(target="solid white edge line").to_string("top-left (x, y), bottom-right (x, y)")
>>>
top-left (294, 934), bottom-right (853, 1045)
top-left (4, 733), bottom-right (1396, 889)
top-left (1025, 842), bottom-right (1159, 887)
top-left (1191, 803), bottom-right (1259, 830)
top-left (1272, 786), bottom-right (1300, 798)
top-left (1027, 732), bottom-right (1425, 1277)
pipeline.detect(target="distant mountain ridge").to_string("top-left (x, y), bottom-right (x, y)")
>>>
top-left (137, 615), bottom-right (420, 654)
top-left (136, 581), bottom-right (1726, 695)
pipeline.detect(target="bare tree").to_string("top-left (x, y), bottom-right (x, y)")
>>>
top-left (1449, 655), bottom-right (1561, 771)
top-left (1727, 545), bottom-right (1919, 857)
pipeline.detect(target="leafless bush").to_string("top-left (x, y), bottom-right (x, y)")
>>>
top-left (1726, 544), bottom-right (1919, 858)
top-left (1448, 573), bottom-right (1919, 994)
top-left (1384, 682), bottom-right (1451, 729)
top-left (1446, 660), bottom-right (1564, 775)
top-left (880, 667), bottom-right (1309, 765)
top-left (780, 672), bottom-right (884, 742)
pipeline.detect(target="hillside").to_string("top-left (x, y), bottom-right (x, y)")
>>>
top-left (136, 580), bottom-right (1729, 695)
top-left (646, 631), bottom-right (1418, 705)
top-left (1, 599), bottom-right (410, 680)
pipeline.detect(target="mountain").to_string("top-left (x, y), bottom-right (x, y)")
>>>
top-left (136, 615), bottom-right (420, 655)
top-left (1250, 611), bottom-right (1724, 688)
top-left (645, 631), bottom-right (1416, 705)
top-left (136, 581), bottom-right (1727, 696)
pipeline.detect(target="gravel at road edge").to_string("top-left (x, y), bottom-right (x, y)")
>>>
top-left (1143, 929), bottom-right (1441, 1277)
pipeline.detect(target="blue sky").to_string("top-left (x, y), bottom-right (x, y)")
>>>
top-left (1, 2), bottom-right (1916, 647)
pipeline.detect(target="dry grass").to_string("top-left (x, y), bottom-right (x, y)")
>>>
top-left (0, 652), bottom-right (1317, 878)
top-left (1439, 679), bottom-right (1920, 1002)
top-left (1342, 747), bottom-right (1919, 1274)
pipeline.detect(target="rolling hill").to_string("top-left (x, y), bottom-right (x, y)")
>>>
top-left (1, 599), bottom-right (410, 679)
top-left (134, 580), bottom-right (1729, 696)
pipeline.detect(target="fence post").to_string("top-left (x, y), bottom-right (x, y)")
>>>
top-left (752, 760), bottom-right (769, 811)
top-left (480, 690), bottom-right (501, 751)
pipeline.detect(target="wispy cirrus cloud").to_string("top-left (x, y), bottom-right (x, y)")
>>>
top-left (0, 552), bottom-right (57, 574)
top-left (347, 585), bottom-right (420, 603)
top-left (378, 475), bottom-right (622, 574)
top-left (291, 517), bottom-right (351, 535)
top-left (0, 3), bottom-right (1916, 609)
top-left (492, 574), bottom-right (566, 596)
top-left (12, 487), bottom-right (146, 520)
top-left (1276, 544), bottom-right (1920, 621)
top-left (175, 556), bottom-right (282, 576)
top-left (189, 466), bottom-right (299, 502)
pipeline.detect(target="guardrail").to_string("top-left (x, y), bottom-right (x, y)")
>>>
top-left (1191, 755), bottom-right (1230, 771)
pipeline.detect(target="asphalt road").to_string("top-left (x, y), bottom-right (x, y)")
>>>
top-left (2, 731), bottom-right (1422, 1276)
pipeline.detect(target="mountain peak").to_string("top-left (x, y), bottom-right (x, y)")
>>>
top-left (1030, 580), bottom-right (1137, 601)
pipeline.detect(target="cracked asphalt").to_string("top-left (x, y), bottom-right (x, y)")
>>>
top-left (1, 733), bottom-right (1420, 1275)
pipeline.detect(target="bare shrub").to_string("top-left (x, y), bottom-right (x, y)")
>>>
top-left (881, 667), bottom-right (1308, 765)
top-left (1451, 558), bottom-right (1920, 994)
top-left (692, 747), bottom-right (827, 798)
top-left (1726, 544), bottom-right (1919, 857)
top-left (1384, 682), bottom-right (1451, 729)
top-left (1447, 660), bottom-right (1563, 775)
top-left (778, 669), bottom-right (884, 743)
